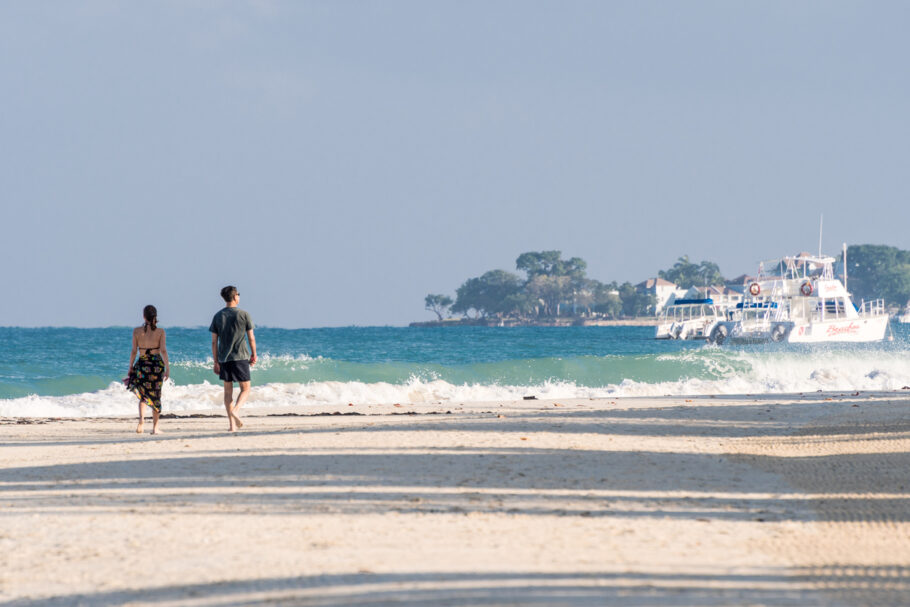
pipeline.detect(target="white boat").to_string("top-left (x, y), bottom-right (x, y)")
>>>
top-left (709, 252), bottom-right (890, 344)
top-left (656, 298), bottom-right (724, 340)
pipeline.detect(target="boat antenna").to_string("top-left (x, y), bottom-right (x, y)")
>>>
top-left (818, 214), bottom-right (823, 257)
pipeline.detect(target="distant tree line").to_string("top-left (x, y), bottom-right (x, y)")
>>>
top-left (424, 245), bottom-right (910, 321)
top-left (424, 250), bottom-right (703, 320)
top-left (658, 255), bottom-right (724, 289)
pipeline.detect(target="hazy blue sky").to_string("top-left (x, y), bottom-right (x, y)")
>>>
top-left (2, 1), bottom-right (908, 327)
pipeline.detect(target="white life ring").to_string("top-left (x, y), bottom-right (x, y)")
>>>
top-left (749, 283), bottom-right (761, 296)
top-left (800, 281), bottom-right (813, 296)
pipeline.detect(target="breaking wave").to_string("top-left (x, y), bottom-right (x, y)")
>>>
top-left (3, 346), bottom-right (909, 418)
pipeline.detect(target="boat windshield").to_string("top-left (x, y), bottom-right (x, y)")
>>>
top-left (742, 308), bottom-right (771, 322)
top-left (662, 303), bottom-right (718, 321)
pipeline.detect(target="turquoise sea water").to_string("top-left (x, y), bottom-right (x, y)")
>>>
top-left (1, 325), bottom-right (909, 417)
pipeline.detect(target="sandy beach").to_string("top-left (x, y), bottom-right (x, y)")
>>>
top-left (2, 392), bottom-right (909, 606)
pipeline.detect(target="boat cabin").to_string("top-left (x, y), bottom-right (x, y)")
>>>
top-left (659, 298), bottom-right (720, 322)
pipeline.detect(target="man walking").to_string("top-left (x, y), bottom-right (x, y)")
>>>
top-left (210, 285), bottom-right (257, 432)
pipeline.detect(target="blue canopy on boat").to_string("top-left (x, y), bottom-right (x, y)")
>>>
top-left (672, 298), bottom-right (714, 306)
top-left (736, 301), bottom-right (778, 309)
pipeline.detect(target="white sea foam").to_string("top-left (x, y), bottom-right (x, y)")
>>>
top-left (0, 379), bottom-right (596, 418)
top-left (1, 349), bottom-right (909, 418)
top-left (170, 353), bottom-right (318, 370)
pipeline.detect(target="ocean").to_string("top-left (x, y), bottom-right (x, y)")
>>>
top-left (1, 325), bottom-right (909, 418)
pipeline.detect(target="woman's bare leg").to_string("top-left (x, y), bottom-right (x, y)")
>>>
top-left (151, 408), bottom-right (162, 434)
top-left (136, 399), bottom-right (145, 433)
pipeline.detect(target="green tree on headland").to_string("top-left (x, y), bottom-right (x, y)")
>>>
top-left (658, 255), bottom-right (725, 289)
top-left (451, 270), bottom-right (524, 318)
top-left (847, 245), bottom-right (910, 306)
top-left (448, 251), bottom-right (634, 320)
top-left (450, 252), bottom-right (590, 319)
top-left (525, 274), bottom-right (571, 316)
top-left (516, 250), bottom-right (592, 316)
top-left (501, 292), bottom-right (538, 316)
top-left (516, 251), bottom-right (587, 280)
top-left (424, 294), bottom-right (453, 320)
top-left (591, 281), bottom-right (623, 317)
top-left (619, 282), bottom-right (655, 316)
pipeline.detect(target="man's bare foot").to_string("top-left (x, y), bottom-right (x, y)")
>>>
top-left (136, 423), bottom-right (144, 434)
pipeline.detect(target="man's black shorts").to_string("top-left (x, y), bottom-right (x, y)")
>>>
top-left (219, 360), bottom-right (251, 383)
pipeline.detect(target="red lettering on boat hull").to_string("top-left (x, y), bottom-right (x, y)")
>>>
top-left (826, 323), bottom-right (859, 337)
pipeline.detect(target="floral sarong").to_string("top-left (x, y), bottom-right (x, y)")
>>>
top-left (127, 353), bottom-right (165, 412)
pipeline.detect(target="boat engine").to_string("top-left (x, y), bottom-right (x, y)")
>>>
top-left (771, 324), bottom-right (790, 343)
top-left (709, 324), bottom-right (728, 345)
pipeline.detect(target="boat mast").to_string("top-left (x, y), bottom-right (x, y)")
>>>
top-left (818, 214), bottom-right (823, 257)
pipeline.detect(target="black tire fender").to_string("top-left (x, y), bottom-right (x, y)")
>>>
top-left (709, 324), bottom-right (728, 345)
top-left (771, 324), bottom-right (790, 342)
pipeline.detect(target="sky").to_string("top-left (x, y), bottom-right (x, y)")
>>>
top-left (1, 1), bottom-right (908, 327)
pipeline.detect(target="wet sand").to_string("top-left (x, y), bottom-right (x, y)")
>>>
top-left (1, 392), bottom-right (909, 606)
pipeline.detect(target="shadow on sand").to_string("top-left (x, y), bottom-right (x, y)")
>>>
top-left (6, 567), bottom-right (910, 607)
top-left (2, 399), bottom-right (910, 523)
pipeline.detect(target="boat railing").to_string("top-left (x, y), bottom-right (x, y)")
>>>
top-left (767, 281), bottom-right (790, 322)
top-left (772, 299), bottom-right (791, 322)
top-left (859, 299), bottom-right (886, 317)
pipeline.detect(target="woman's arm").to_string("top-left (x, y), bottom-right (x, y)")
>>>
top-left (128, 329), bottom-right (138, 371)
top-left (160, 330), bottom-right (170, 380)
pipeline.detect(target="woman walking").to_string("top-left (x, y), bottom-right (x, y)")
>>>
top-left (127, 305), bottom-right (170, 434)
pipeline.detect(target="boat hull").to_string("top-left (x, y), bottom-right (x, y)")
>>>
top-left (656, 319), bottom-right (721, 340)
top-left (724, 316), bottom-right (889, 344)
top-left (787, 315), bottom-right (890, 343)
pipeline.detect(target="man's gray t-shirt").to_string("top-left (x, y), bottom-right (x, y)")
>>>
top-left (209, 308), bottom-right (254, 362)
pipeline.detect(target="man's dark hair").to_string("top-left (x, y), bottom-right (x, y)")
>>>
top-left (221, 285), bottom-right (238, 303)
